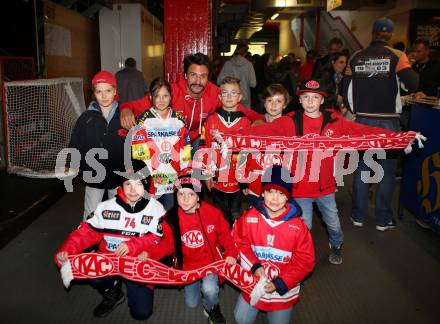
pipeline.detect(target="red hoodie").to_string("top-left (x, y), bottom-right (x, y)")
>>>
top-left (120, 75), bottom-right (263, 141)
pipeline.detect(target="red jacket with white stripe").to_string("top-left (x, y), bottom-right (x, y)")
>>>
top-left (173, 201), bottom-right (238, 271)
top-left (120, 76), bottom-right (263, 141)
top-left (233, 198), bottom-right (315, 311)
top-left (54, 188), bottom-right (173, 267)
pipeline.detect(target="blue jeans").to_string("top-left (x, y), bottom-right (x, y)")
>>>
top-left (91, 278), bottom-right (154, 320)
top-left (234, 294), bottom-right (294, 324)
top-left (296, 193), bottom-right (344, 249)
top-left (184, 273), bottom-right (219, 310)
top-left (352, 117), bottom-right (400, 226)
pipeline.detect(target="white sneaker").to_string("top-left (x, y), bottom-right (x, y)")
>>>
top-left (376, 219), bottom-right (397, 232)
top-left (350, 217), bottom-right (363, 227)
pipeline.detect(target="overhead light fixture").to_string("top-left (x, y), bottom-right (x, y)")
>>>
top-left (271, 13), bottom-right (279, 20)
top-left (256, 27), bottom-right (262, 32)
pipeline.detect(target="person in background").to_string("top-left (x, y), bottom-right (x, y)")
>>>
top-left (253, 53), bottom-right (275, 113)
top-left (319, 52), bottom-right (349, 109)
top-left (343, 17), bottom-right (419, 232)
top-left (272, 56), bottom-right (297, 113)
top-left (312, 37), bottom-right (343, 78)
top-left (217, 44), bottom-right (257, 108)
top-left (392, 41), bottom-right (406, 52)
top-left (299, 49), bottom-right (318, 82)
top-left (115, 57), bottom-right (148, 104)
top-left (412, 38), bottom-right (440, 98)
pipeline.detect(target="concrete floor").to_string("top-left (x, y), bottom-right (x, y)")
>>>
top-left (1, 180), bottom-right (440, 324)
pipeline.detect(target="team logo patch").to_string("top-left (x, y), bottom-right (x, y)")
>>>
top-left (207, 225), bottom-right (215, 233)
top-left (102, 210), bottom-right (121, 220)
top-left (246, 217), bottom-right (258, 223)
top-left (181, 230), bottom-right (204, 248)
top-left (325, 129), bottom-right (334, 136)
top-left (305, 80), bottom-right (320, 89)
top-left (141, 215), bottom-right (153, 225)
top-left (161, 141), bottom-right (172, 152)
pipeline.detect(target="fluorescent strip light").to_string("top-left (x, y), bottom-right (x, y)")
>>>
top-left (271, 13), bottom-right (279, 20)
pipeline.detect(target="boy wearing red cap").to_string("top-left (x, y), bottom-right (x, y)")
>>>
top-left (233, 165), bottom-right (315, 324)
top-left (69, 71), bottom-right (126, 219)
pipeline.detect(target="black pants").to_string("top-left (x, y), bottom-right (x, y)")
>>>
top-left (212, 189), bottom-right (242, 227)
top-left (91, 277), bottom-right (154, 320)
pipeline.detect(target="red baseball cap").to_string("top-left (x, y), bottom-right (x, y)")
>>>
top-left (91, 70), bottom-right (117, 89)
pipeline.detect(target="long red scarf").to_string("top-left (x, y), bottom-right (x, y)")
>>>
top-left (61, 253), bottom-right (257, 295)
top-left (222, 132), bottom-right (417, 152)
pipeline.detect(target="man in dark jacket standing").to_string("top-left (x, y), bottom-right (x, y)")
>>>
top-left (343, 17), bottom-right (419, 232)
top-left (412, 38), bottom-right (440, 98)
top-left (116, 57), bottom-right (148, 104)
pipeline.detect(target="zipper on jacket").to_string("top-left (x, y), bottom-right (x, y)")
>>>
top-left (197, 209), bottom-right (216, 262)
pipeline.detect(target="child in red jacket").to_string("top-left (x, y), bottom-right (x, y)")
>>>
top-left (233, 165), bottom-right (315, 324)
top-left (55, 163), bottom-right (173, 320)
top-left (166, 168), bottom-right (237, 324)
top-left (200, 76), bottom-right (252, 227)
top-left (242, 84), bottom-right (291, 207)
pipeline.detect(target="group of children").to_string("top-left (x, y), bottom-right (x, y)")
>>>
top-left (57, 67), bottom-right (403, 323)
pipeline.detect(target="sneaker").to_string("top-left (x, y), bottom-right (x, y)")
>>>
top-left (204, 304), bottom-right (225, 324)
top-left (328, 246), bottom-right (343, 265)
top-left (387, 218), bottom-right (397, 229)
top-left (350, 217), bottom-right (363, 227)
top-left (376, 219), bottom-right (397, 232)
top-left (93, 283), bottom-right (125, 317)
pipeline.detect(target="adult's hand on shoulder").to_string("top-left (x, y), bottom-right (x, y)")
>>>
top-left (121, 109), bottom-right (136, 129)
